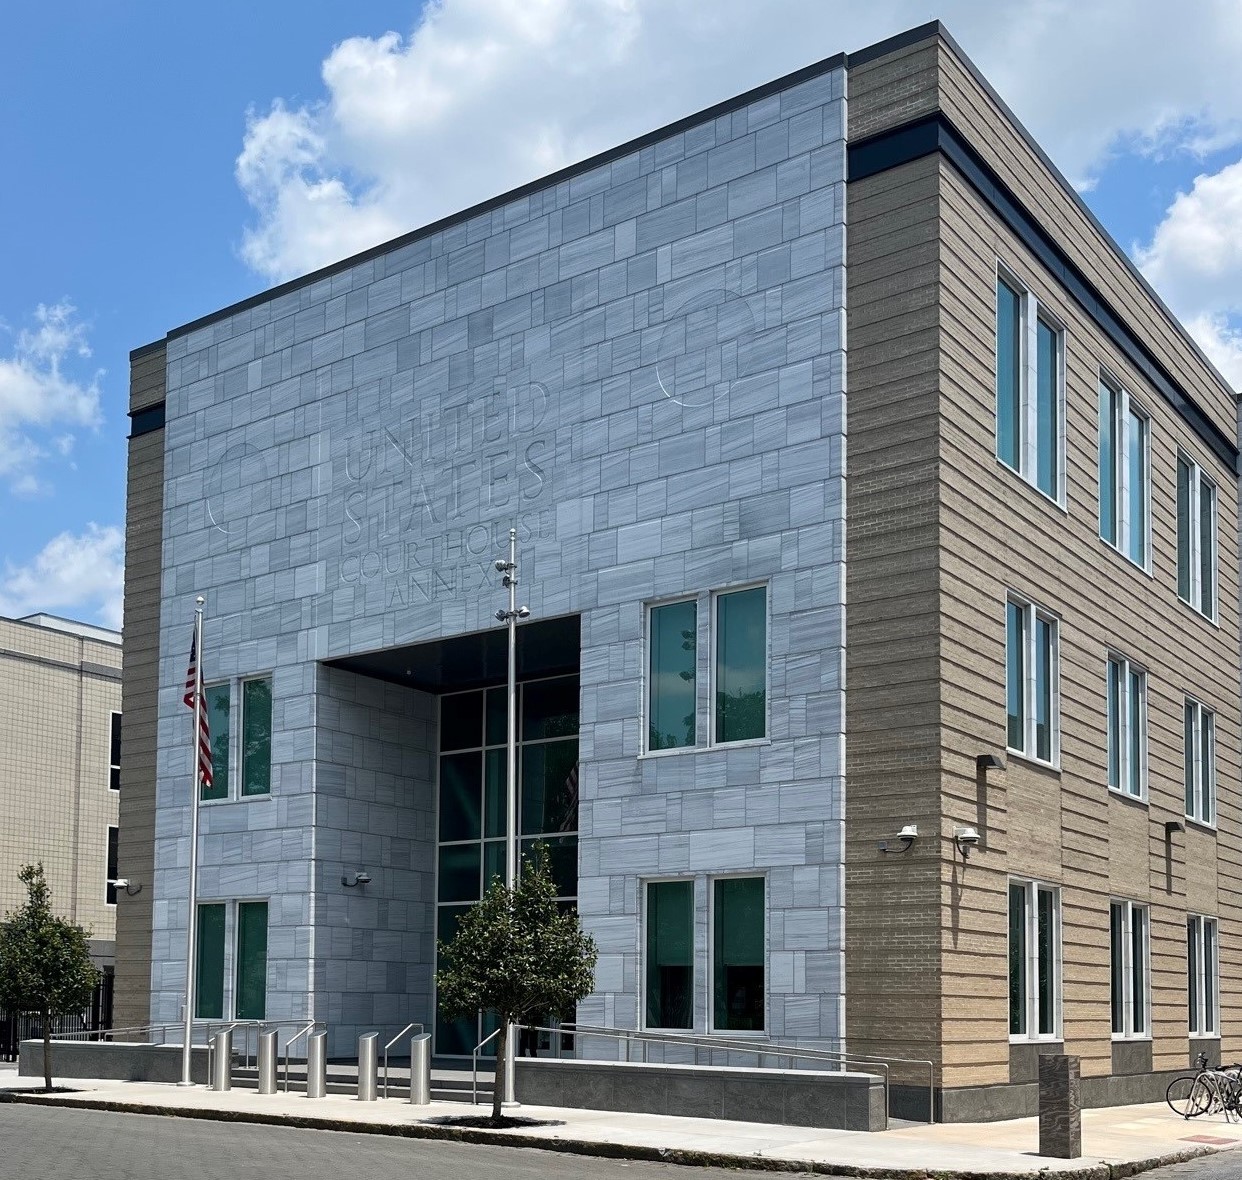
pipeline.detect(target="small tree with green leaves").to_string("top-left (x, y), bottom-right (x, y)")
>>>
top-left (436, 844), bottom-right (597, 1123)
top-left (0, 864), bottom-right (100, 1091)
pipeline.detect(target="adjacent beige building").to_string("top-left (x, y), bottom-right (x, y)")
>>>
top-left (0, 613), bottom-right (123, 969)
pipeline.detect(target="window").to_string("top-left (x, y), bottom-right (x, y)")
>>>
top-left (241, 678), bottom-right (272, 796)
top-left (235, 901), bottom-right (269, 1020)
top-left (1184, 698), bottom-right (1216, 826)
top-left (194, 900), bottom-right (268, 1021)
top-left (1098, 380), bottom-right (1150, 567)
top-left (645, 880), bottom-right (694, 1029)
top-left (713, 586), bottom-right (766, 744)
top-left (1008, 880), bottom-right (1059, 1040)
top-left (1110, 900), bottom-right (1149, 1039)
top-left (648, 600), bottom-right (697, 751)
top-left (1177, 454), bottom-right (1217, 620)
top-left (202, 683), bottom-right (230, 801)
top-left (201, 677), bottom-right (272, 800)
top-left (712, 877), bottom-right (765, 1032)
top-left (996, 273), bottom-right (1064, 501)
top-left (105, 826), bottom-right (119, 906)
top-left (1188, 915), bottom-right (1219, 1037)
top-left (1006, 596), bottom-right (1058, 764)
top-left (1106, 655), bottom-right (1146, 800)
top-left (109, 712), bottom-right (122, 791)
top-left (195, 903), bottom-right (226, 1020)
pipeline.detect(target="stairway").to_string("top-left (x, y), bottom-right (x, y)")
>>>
top-left (229, 1059), bottom-right (494, 1104)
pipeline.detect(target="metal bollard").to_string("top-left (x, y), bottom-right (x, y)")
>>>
top-left (409, 1032), bottom-right (431, 1105)
top-left (210, 1029), bottom-right (233, 1092)
top-left (357, 1032), bottom-right (379, 1101)
top-left (306, 1030), bottom-right (327, 1099)
top-left (256, 1030), bottom-right (278, 1095)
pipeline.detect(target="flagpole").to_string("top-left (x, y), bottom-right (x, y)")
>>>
top-left (179, 596), bottom-right (205, 1087)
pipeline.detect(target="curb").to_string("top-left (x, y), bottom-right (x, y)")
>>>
top-left (0, 1090), bottom-right (1221, 1179)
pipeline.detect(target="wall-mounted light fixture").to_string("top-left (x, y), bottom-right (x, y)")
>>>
top-left (976, 753), bottom-right (1006, 773)
top-left (1164, 821), bottom-right (1184, 838)
top-left (109, 878), bottom-right (142, 896)
top-left (953, 827), bottom-right (982, 859)
top-left (879, 824), bottom-right (918, 854)
top-left (342, 871), bottom-right (372, 888)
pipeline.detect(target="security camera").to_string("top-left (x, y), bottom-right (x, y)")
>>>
top-left (897, 824), bottom-right (918, 840)
top-left (495, 559), bottom-right (511, 572)
top-left (517, 606), bottom-right (530, 618)
top-left (954, 826), bottom-right (982, 859)
top-left (354, 872), bottom-right (372, 885)
top-left (110, 878), bottom-right (130, 889)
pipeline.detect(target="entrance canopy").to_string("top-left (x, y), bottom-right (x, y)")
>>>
top-left (323, 614), bottom-right (580, 693)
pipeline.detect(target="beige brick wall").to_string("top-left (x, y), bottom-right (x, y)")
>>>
top-left (0, 618), bottom-right (121, 939)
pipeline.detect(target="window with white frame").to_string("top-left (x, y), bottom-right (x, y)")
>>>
top-left (1008, 880), bottom-right (1060, 1040)
top-left (1110, 900), bottom-right (1149, 1039)
top-left (712, 586), bottom-right (767, 746)
top-left (1006, 596), bottom-right (1059, 764)
top-left (200, 676), bottom-right (273, 801)
top-left (1106, 654), bottom-right (1146, 800)
top-left (996, 271), bottom-right (1065, 502)
top-left (1184, 698), bottom-right (1216, 826)
top-left (1177, 453), bottom-right (1217, 620)
top-left (1188, 915), bottom-right (1219, 1037)
top-left (1098, 379), bottom-right (1150, 567)
top-left (108, 711), bottom-right (122, 792)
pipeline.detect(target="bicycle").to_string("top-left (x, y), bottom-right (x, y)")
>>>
top-left (1167, 1053), bottom-right (1242, 1119)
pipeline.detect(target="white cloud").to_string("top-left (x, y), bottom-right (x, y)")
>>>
top-left (0, 302), bottom-right (103, 495)
top-left (0, 524), bottom-right (124, 631)
top-left (235, 0), bottom-right (1242, 283)
top-left (1134, 159), bottom-right (1242, 389)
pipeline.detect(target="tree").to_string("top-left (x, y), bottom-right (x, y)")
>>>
top-left (0, 864), bottom-right (100, 1091)
top-left (436, 843), bottom-right (597, 1123)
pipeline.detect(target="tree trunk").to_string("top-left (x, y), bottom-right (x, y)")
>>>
top-left (42, 1011), bottom-right (52, 1092)
top-left (491, 1022), bottom-right (507, 1124)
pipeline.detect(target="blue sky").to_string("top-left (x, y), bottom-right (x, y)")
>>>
top-left (2, 1), bottom-right (1241, 629)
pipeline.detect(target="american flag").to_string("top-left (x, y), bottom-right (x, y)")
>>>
top-left (184, 631), bottom-right (213, 789)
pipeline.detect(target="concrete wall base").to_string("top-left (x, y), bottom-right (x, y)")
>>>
top-left (18, 1040), bottom-right (209, 1084)
top-left (514, 1058), bottom-right (886, 1131)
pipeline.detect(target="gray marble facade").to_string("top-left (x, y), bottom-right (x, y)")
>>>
top-left (151, 63), bottom-right (848, 1058)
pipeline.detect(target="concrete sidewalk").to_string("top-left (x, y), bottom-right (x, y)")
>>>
top-left (1, 1072), bottom-right (1239, 1177)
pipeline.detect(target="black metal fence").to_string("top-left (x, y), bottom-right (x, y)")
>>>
top-left (0, 968), bottom-right (113, 1062)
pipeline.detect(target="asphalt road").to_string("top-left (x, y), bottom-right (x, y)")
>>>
top-left (1151, 1152), bottom-right (1242, 1180)
top-left (0, 1103), bottom-right (807, 1180)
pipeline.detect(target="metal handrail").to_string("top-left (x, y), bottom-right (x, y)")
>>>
top-left (471, 1026), bottom-right (504, 1104)
top-left (474, 1021), bottom-right (936, 1125)
top-left (382, 1023), bottom-right (424, 1098)
top-left (49, 1023), bottom-right (174, 1044)
top-left (281, 1021), bottom-right (324, 1093)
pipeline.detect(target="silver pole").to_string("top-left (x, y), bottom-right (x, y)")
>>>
top-left (180, 596), bottom-right (205, 1086)
top-left (503, 526), bottom-right (519, 1109)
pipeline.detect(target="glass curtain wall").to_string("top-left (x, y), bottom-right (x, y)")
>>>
top-left (435, 673), bottom-right (579, 1056)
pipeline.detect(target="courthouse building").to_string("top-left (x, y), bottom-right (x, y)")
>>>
top-left (118, 22), bottom-right (1241, 1118)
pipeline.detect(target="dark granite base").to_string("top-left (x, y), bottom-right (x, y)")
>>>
top-left (18, 1040), bottom-right (209, 1084)
top-left (515, 1058), bottom-right (886, 1130)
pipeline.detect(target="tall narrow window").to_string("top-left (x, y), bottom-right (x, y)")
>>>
top-left (1184, 698), bottom-right (1216, 825)
top-left (1110, 900), bottom-right (1149, 1038)
top-left (646, 880), bottom-right (694, 1029)
top-left (1006, 596), bottom-right (1058, 764)
top-left (109, 712), bottom-right (122, 792)
top-left (648, 600), bottom-right (697, 751)
top-left (1177, 454), bottom-right (1217, 620)
top-left (1098, 379), bottom-right (1149, 567)
top-left (712, 877), bottom-right (764, 1032)
top-left (1106, 655), bottom-right (1146, 800)
top-left (235, 901), bottom-right (268, 1021)
top-left (997, 278), bottom-right (1022, 470)
top-left (1188, 915), bottom-right (1219, 1037)
top-left (1009, 879), bottom-right (1059, 1039)
top-left (241, 677), bottom-right (272, 796)
top-left (995, 273), bottom-right (1064, 501)
top-left (195, 903), bottom-right (226, 1020)
top-left (713, 587), bottom-right (766, 744)
top-left (203, 683), bottom-right (230, 801)
top-left (105, 826), bottom-right (119, 905)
